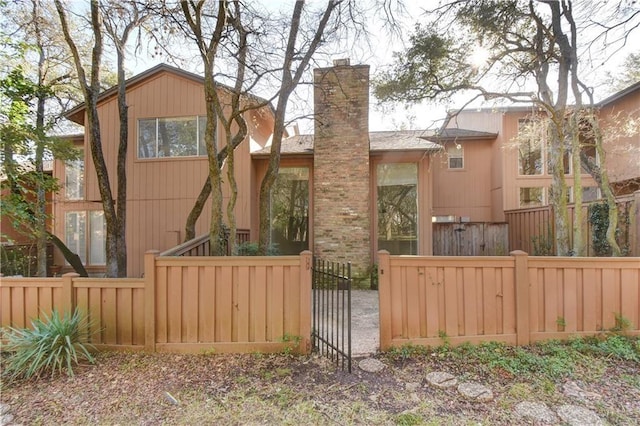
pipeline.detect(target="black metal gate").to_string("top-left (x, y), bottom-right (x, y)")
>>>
top-left (311, 257), bottom-right (352, 372)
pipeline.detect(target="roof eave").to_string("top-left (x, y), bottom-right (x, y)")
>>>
top-left (64, 63), bottom-right (277, 125)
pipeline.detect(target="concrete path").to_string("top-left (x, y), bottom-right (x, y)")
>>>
top-left (350, 290), bottom-right (380, 356)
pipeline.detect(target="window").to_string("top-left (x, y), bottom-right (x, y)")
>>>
top-left (447, 144), bottom-right (463, 169)
top-left (138, 116), bottom-right (209, 158)
top-left (519, 187), bottom-right (544, 207)
top-left (582, 186), bottom-right (600, 202)
top-left (65, 211), bottom-right (106, 265)
top-left (377, 163), bottom-right (418, 255)
top-left (65, 158), bottom-right (84, 200)
top-left (518, 119), bottom-right (574, 176)
top-left (518, 120), bottom-right (543, 175)
top-left (270, 167), bottom-right (309, 255)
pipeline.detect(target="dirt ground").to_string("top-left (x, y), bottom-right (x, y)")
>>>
top-left (2, 345), bottom-right (639, 425)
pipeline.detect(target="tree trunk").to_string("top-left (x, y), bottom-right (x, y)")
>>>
top-left (548, 124), bottom-right (571, 256)
top-left (184, 177), bottom-right (211, 241)
top-left (226, 128), bottom-right (237, 255)
top-left (48, 232), bottom-right (88, 277)
top-left (34, 0), bottom-right (48, 277)
top-left (204, 74), bottom-right (225, 256)
top-left (115, 44), bottom-right (128, 276)
top-left (571, 116), bottom-right (585, 256)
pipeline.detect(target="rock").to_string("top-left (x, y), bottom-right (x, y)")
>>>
top-left (562, 381), bottom-right (602, 402)
top-left (557, 405), bottom-right (604, 426)
top-left (405, 382), bottom-right (420, 392)
top-left (514, 401), bottom-right (557, 424)
top-left (0, 403), bottom-right (13, 426)
top-left (425, 371), bottom-right (458, 389)
top-left (358, 358), bottom-right (385, 373)
top-left (457, 382), bottom-right (494, 402)
top-left (0, 413), bottom-right (14, 426)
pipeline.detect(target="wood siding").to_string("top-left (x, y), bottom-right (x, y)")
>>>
top-left (53, 70), bottom-right (273, 277)
top-left (431, 140), bottom-right (494, 222)
top-left (599, 91), bottom-right (640, 185)
top-left (378, 251), bottom-right (640, 350)
top-left (1, 251), bottom-right (312, 354)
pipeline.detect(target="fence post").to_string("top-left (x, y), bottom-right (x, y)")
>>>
top-left (632, 190), bottom-right (640, 257)
top-left (299, 250), bottom-right (313, 354)
top-left (378, 250), bottom-right (392, 351)
top-left (511, 250), bottom-right (530, 346)
top-left (61, 272), bottom-right (78, 315)
top-left (145, 250), bottom-right (159, 352)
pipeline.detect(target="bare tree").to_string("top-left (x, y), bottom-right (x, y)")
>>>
top-left (101, 0), bottom-right (151, 274)
top-left (375, 0), bottom-right (639, 256)
top-left (55, 0), bottom-right (123, 275)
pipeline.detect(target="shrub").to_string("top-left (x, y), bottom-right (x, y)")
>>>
top-left (2, 308), bottom-right (96, 381)
top-left (236, 241), bottom-right (279, 256)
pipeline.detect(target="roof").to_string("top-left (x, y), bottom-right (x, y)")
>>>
top-left (251, 130), bottom-right (441, 157)
top-left (65, 63), bottom-right (275, 125)
top-left (422, 128), bottom-right (498, 142)
top-left (598, 80), bottom-right (640, 107)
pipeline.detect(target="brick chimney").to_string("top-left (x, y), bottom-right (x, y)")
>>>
top-left (313, 60), bottom-right (371, 276)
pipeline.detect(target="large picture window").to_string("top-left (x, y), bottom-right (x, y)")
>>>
top-left (65, 211), bottom-right (106, 265)
top-left (270, 167), bottom-right (309, 255)
top-left (138, 116), bottom-right (209, 158)
top-left (377, 163), bottom-right (418, 255)
top-left (65, 158), bottom-right (84, 200)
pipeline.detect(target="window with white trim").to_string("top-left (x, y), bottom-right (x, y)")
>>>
top-left (447, 144), bottom-right (464, 169)
top-left (138, 116), bottom-right (211, 158)
top-left (65, 211), bottom-right (106, 265)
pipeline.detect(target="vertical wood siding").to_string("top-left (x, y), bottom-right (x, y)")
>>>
top-left (54, 71), bottom-right (273, 277)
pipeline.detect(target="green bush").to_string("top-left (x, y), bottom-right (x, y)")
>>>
top-left (2, 308), bottom-right (96, 381)
top-left (236, 241), bottom-right (279, 256)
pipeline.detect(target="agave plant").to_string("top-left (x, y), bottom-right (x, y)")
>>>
top-left (2, 308), bottom-right (96, 381)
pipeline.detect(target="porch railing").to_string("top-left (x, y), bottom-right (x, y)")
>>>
top-left (160, 229), bottom-right (250, 256)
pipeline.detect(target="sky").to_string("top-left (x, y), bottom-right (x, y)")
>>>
top-left (121, 1), bottom-right (637, 135)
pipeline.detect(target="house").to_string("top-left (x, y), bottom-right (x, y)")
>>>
top-left (427, 82), bottom-right (640, 221)
top-left (51, 61), bottom-right (639, 278)
top-left (53, 64), bottom-right (275, 277)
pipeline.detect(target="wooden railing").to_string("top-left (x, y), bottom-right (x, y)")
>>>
top-left (160, 229), bottom-right (251, 257)
top-left (378, 250), bottom-right (640, 350)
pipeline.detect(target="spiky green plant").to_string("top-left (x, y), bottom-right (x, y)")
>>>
top-left (2, 308), bottom-right (96, 380)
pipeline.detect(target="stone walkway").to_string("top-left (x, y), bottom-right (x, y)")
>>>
top-left (357, 358), bottom-right (605, 425)
top-left (350, 290), bottom-right (380, 356)
top-left (351, 293), bottom-right (605, 425)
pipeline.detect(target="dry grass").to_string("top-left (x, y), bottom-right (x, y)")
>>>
top-left (1, 340), bottom-right (639, 425)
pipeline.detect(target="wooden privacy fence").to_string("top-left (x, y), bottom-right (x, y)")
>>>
top-left (378, 250), bottom-right (640, 350)
top-left (432, 222), bottom-right (509, 256)
top-left (1, 251), bottom-right (312, 354)
top-left (505, 192), bottom-right (639, 256)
